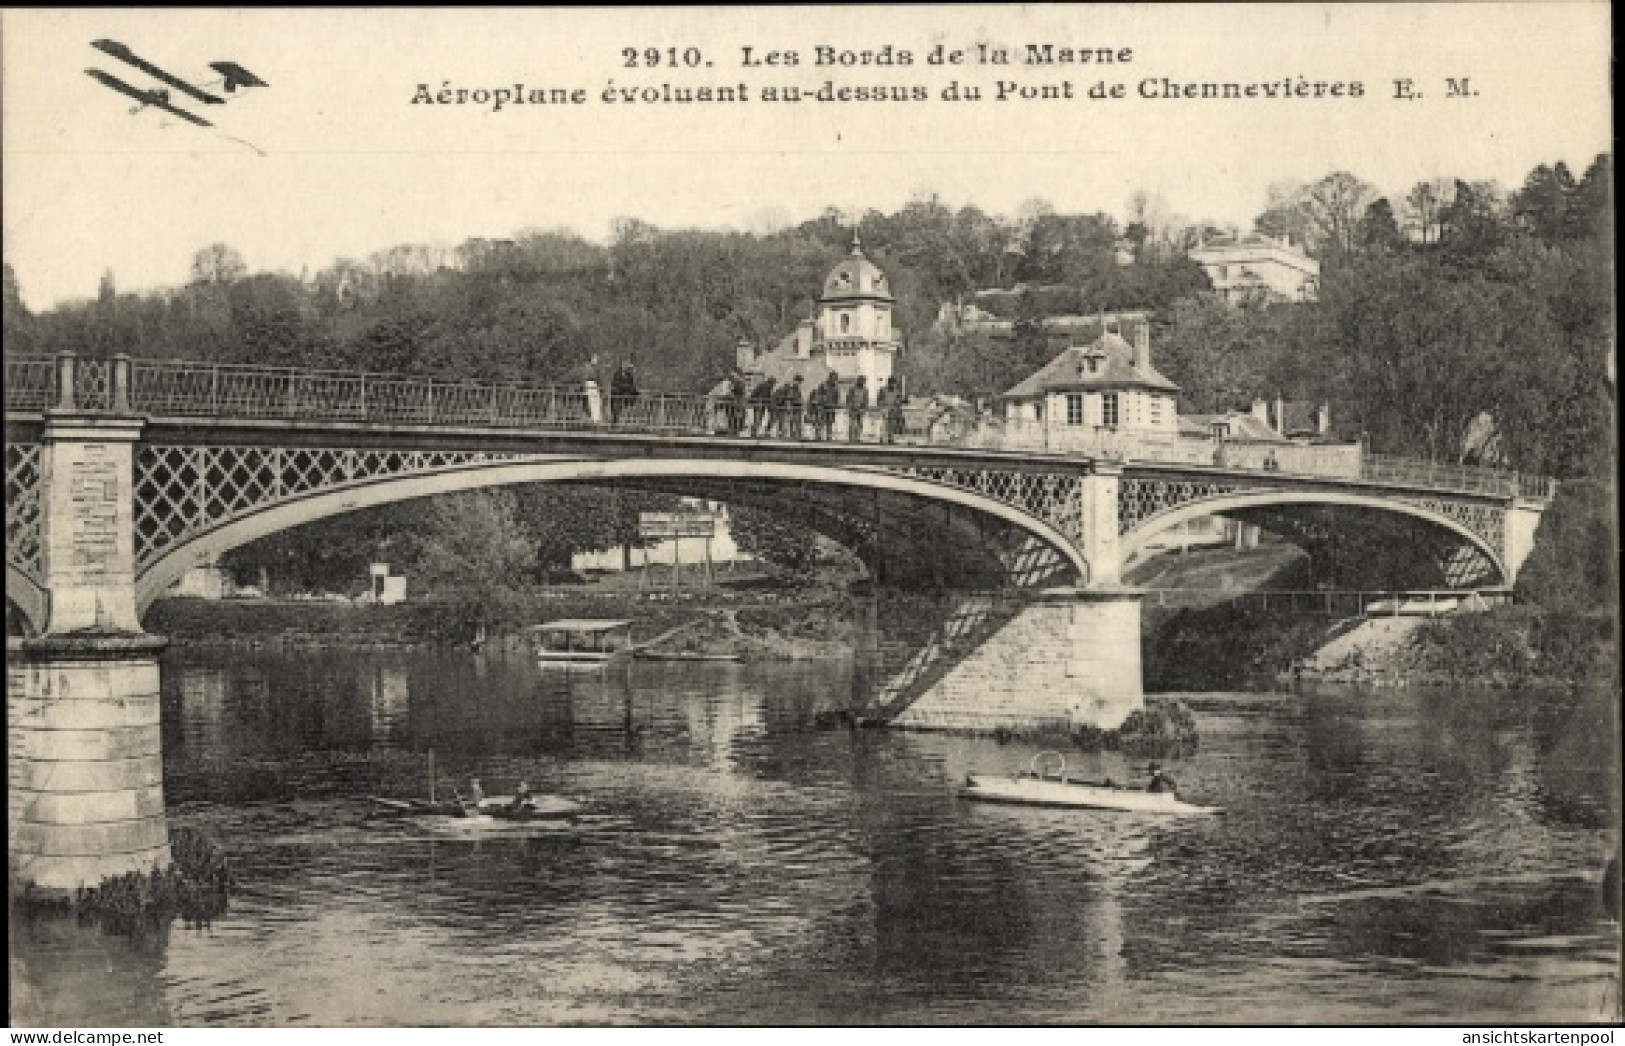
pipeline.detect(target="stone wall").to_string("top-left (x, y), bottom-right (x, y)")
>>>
top-left (879, 589), bottom-right (1144, 733)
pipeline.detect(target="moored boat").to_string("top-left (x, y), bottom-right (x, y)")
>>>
top-left (632, 650), bottom-right (741, 662)
top-left (962, 752), bottom-right (1220, 815)
top-left (528, 619), bottom-right (635, 667)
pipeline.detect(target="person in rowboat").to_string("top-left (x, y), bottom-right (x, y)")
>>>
top-left (509, 780), bottom-right (533, 814)
top-left (453, 776), bottom-right (484, 814)
top-left (1146, 764), bottom-right (1178, 796)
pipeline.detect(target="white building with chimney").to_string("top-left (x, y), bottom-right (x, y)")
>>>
top-left (999, 318), bottom-right (1180, 437)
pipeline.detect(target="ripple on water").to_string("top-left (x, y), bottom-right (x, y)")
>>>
top-left (14, 655), bottom-right (1616, 1026)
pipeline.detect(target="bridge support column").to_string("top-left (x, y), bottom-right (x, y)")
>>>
top-left (8, 633), bottom-right (170, 892)
top-left (37, 414), bottom-right (146, 633)
top-left (7, 411), bottom-right (171, 892)
top-left (888, 588), bottom-right (1144, 734)
top-left (1503, 496), bottom-right (1546, 583)
top-left (1079, 463), bottom-right (1124, 586)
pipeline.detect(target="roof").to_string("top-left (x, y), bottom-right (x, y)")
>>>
top-left (528, 619), bottom-right (633, 632)
top-left (1001, 331), bottom-right (1180, 399)
top-left (1189, 234), bottom-right (1320, 274)
top-left (819, 239), bottom-right (894, 305)
top-left (708, 351), bottom-right (835, 396)
top-left (1180, 413), bottom-right (1290, 443)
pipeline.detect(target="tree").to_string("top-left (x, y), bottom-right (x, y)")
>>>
top-left (1355, 199), bottom-right (1404, 254)
top-left (1514, 479), bottom-right (1617, 614)
top-left (1253, 179), bottom-right (1315, 249)
top-left (1256, 172), bottom-right (1379, 258)
top-left (2, 262), bottom-right (33, 353)
top-left (189, 243), bottom-right (247, 285)
top-left (1402, 179), bottom-right (1454, 245)
top-left (1513, 163), bottom-right (1576, 243)
top-left (728, 505), bottom-right (826, 575)
top-left (1437, 179), bottom-right (1509, 257)
top-left (508, 486), bottom-right (680, 574)
top-left (1155, 293), bottom-right (1280, 413)
top-left (413, 491), bottom-right (538, 633)
top-left (1321, 251), bottom-right (1561, 465)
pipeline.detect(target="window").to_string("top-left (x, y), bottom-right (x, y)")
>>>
top-left (1102, 392), bottom-right (1119, 428)
top-left (839, 313), bottom-right (850, 334)
top-left (1085, 357), bottom-right (1099, 374)
top-left (1066, 393), bottom-right (1084, 426)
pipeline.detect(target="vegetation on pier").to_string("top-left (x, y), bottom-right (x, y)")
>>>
top-left (12, 828), bottom-right (231, 941)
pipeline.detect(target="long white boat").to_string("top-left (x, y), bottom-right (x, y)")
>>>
top-left (963, 753), bottom-right (1221, 815)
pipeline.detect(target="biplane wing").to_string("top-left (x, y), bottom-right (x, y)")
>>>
top-left (86, 68), bottom-right (214, 127)
top-left (209, 61), bottom-right (268, 92)
top-left (91, 38), bottom-right (223, 105)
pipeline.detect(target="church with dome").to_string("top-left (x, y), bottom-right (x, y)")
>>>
top-left (727, 234), bottom-right (900, 394)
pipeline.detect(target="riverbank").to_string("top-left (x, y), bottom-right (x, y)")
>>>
top-left (1145, 601), bottom-right (1617, 690)
top-left (145, 591), bottom-right (855, 661)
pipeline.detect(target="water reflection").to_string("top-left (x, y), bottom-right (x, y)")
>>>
top-left (14, 648), bottom-right (1618, 1026)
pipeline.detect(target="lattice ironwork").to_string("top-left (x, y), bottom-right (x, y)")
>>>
top-left (133, 444), bottom-right (537, 570)
top-left (1442, 544), bottom-right (1499, 588)
top-left (6, 442), bottom-right (44, 581)
top-left (890, 466), bottom-right (1086, 547)
top-left (1118, 476), bottom-right (1256, 534)
top-left (1394, 496), bottom-right (1505, 559)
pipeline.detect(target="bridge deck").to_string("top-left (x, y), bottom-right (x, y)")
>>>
top-left (4, 353), bottom-right (1553, 503)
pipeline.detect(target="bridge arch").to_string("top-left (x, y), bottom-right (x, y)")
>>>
top-left (1120, 490), bottom-right (1508, 586)
top-left (133, 456), bottom-right (1091, 613)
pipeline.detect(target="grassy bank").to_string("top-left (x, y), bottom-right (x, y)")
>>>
top-left (1144, 601), bottom-right (1617, 692)
top-left (145, 588), bottom-right (855, 661)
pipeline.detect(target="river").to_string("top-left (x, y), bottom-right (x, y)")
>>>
top-left (10, 648), bottom-right (1620, 1025)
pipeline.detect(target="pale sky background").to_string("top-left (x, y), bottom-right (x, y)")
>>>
top-left (2, 5), bottom-right (1611, 311)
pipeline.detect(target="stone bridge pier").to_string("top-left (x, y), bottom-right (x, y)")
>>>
top-left (849, 464), bottom-right (1148, 735)
top-left (9, 374), bottom-right (171, 892)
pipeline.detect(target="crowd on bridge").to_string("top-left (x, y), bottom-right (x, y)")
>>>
top-left (607, 360), bottom-right (914, 443)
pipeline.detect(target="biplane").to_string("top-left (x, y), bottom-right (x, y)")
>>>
top-left (86, 38), bottom-right (267, 130)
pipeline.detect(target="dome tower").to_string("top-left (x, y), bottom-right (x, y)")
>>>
top-left (814, 233), bottom-right (899, 387)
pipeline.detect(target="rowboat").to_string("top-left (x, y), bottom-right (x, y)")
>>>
top-left (962, 752), bottom-right (1220, 815)
top-left (369, 794), bottom-right (581, 821)
top-left (632, 650), bottom-right (741, 662)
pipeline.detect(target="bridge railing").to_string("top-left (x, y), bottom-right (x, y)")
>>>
top-left (4, 352), bottom-right (1554, 499)
top-left (4, 356), bottom-right (56, 412)
top-left (1142, 587), bottom-right (1515, 616)
top-left (1360, 453), bottom-right (1556, 500)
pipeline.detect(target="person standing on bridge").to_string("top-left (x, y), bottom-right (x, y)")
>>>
top-left (750, 375), bottom-right (777, 436)
top-left (610, 362), bottom-right (639, 425)
top-left (727, 370), bottom-right (749, 435)
top-left (846, 374), bottom-right (869, 442)
top-left (805, 376), bottom-right (826, 441)
top-left (782, 374), bottom-right (805, 439)
top-left (817, 373), bottom-right (841, 440)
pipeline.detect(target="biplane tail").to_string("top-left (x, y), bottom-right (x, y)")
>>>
top-left (209, 61), bottom-right (268, 93)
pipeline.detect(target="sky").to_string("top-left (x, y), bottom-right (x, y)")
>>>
top-left (2, 5), bottom-right (1612, 311)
